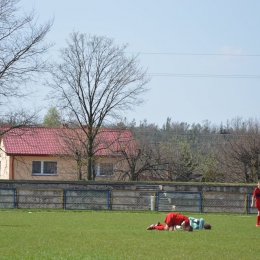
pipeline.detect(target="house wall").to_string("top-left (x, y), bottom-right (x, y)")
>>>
top-left (9, 155), bottom-right (127, 181)
top-left (94, 157), bottom-right (128, 181)
top-left (0, 140), bottom-right (10, 179)
top-left (12, 155), bottom-right (78, 181)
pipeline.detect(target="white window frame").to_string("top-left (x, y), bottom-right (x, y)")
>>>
top-left (32, 161), bottom-right (58, 176)
top-left (95, 162), bottom-right (114, 176)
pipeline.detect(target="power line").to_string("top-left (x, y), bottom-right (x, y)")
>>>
top-left (127, 52), bottom-right (260, 57)
top-left (52, 49), bottom-right (260, 57)
top-left (148, 73), bottom-right (260, 78)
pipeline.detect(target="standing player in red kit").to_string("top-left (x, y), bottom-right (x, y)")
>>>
top-left (147, 212), bottom-right (193, 232)
top-left (251, 180), bottom-right (260, 227)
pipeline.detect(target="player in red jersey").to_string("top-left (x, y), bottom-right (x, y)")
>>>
top-left (147, 212), bottom-right (193, 232)
top-left (251, 180), bottom-right (260, 227)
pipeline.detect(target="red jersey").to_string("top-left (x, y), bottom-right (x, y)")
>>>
top-left (164, 213), bottom-right (190, 228)
top-left (253, 187), bottom-right (260, 209)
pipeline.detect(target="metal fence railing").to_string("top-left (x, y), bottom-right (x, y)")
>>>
top-left (0, 188), bottom-right (257, 214)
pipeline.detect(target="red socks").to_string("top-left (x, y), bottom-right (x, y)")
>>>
top-left (257, 216), bottom-right (260, 226)
top-left (153, 224), bottom-right (166, 230)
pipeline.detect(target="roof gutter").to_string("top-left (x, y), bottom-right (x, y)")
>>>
top-left (6, 153), bottom-right (69, 157)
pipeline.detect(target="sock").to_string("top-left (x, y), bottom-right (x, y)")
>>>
top-left (153, 224), bottom-right (166, 230)
top-left (257, 216), bottom-right (260, 225)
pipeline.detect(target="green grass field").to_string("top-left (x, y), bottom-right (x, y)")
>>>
top-left (0, 210), bottom-right (258, 260)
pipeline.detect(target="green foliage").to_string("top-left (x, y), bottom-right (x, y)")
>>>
top-left (203, 169), bottom-right (225, 182)
top-left (43, 107), bottom-right (62, 127)
top-left (0, 210), bottom-right (258, 259)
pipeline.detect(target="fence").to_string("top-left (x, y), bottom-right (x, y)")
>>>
top-left (0, 187), bottom-right (257, 214)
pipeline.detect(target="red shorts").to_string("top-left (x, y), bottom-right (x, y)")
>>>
top-left (164, 213), bottom-right (190, 228)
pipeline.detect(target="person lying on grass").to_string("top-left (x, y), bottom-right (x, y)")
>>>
top-left (188, 216), bottom-right (211, 230)
top-left (146, 212), bottom-right (193, 232)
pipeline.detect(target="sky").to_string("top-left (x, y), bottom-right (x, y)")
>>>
top-left (19, 0), bottom-right (260, 128)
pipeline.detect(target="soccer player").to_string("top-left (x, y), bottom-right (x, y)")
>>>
top-left (147, 216), bottom-right (211, 231)
top-left (251, 180), bottom-right (260, 227)
top-left (188, 217), bottom-right (211, 230)
top-left (146, 212), bottom-right (193, 232)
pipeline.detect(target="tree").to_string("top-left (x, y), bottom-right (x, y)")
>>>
top-left (43, 107), bottom-right (62, 127)
top-left (115, 140), bottom-right (167, 181)
top-left (48, 32), bottom-right (150, 180)
top-left (217, 118), bottom-right (260, 183)
top-left (162, 140), bottom-right (200, 182)
top-left (0, 0), bottom-right (53, 132)
top-left (0, 110), bottom-right (40, 126)
top-left (57, 127), bottom-right (87, 181)
top-left (103, 119), bottom-right (167, 181)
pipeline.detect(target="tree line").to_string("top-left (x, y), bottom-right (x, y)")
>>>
top-left (102, 116), bottom-right (260, 183)
top-left (13, 107), bottom-right (260, 184)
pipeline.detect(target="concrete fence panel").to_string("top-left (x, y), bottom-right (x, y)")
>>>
top-left (111, 190), bottom-right (156, 210)
top-left (17, 188), bottom-right (63, 209)
top-left (203, 192), bottom-right (247, 213)
top-left (0, 188), bottom-right (16, 208)
top-left (64, 190), bottom-right (110, 210)
top-left (157, 191), bottom-right (202, 212)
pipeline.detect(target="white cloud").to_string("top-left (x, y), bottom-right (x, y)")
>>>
top-left (219, 45), bottom-right (245, 57)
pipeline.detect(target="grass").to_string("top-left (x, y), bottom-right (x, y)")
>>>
top-left (0, 210), bottom-right (259, 260)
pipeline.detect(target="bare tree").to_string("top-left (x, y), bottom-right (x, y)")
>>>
top-left (0, 0), bottom-right (53, 129)
top-left (55, 126), bottom-right (87, 181)
top-left (0, 109), bottom-right (40, 127)
top-left (113, 121), bottom-right (168, 181)
top-left (218, 119), bottom-right (260, 183)
top-left (115, 140), bottom-right (167, 181)
top-left (47, 32), bottom-right (150, 180)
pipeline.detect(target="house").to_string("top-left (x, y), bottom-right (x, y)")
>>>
top-left (0, 126), bottom-right (135, 181)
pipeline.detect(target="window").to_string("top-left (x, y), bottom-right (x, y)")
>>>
top-left (95, 162), bottom-right (114, 176)
top-left (32, 161), bottom-right (41, 174)
top-left (32, 161), bottom-right (57, 175)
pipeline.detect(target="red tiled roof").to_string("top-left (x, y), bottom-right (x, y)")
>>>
top-left (95, 128), bottom-right (136, 156)
top-left (2, 127), bottom-right (66, 156)
top-left (1, 126), bottom-right (135, 156)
